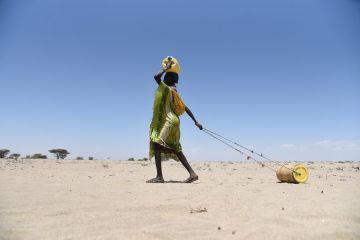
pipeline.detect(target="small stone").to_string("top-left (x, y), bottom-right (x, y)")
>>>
top-left (321, 190), bottom-right (324, 194)
top-left (232, 230), bottom-right (236, 235)
top-left (217, 226), bottom-right (221, 230)
top-left (281, 207), bottom-right (285, 211)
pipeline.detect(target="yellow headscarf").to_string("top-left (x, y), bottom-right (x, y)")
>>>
top-left (162, 56), bottom-right (181, 74)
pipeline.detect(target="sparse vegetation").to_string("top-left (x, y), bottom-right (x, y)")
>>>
top-left (31, 153), bottom-right (47, 159)
top-left (49, 149), bottom-right (70, 159)
top-left (128, 157), bottom-right (135, 161)
top-left (0, 149), bottom-right (10, 158)
top-left (9, 153), bottom-right (21, 160)
top-left (88, 157), bottom-right (94, 160)
top-left (75, 157), bottom-right (84, 160)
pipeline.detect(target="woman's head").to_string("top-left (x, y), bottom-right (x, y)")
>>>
top-left (164, 72), bottom-right (179, 86)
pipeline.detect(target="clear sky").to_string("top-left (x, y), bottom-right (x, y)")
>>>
top-left (1, 0), bottom-right (359, 161)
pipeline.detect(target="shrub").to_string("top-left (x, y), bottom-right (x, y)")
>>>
top-left (49, 149), bottom-right (70, 159)
top-left (31, 153), bottom-right (47, 159)
top-left (9, 153), bottom-right (20, 160)
top-left (0, 149), bottom-right (10, 158)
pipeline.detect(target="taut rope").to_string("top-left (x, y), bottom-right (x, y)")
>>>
top-left (201, 128), bottom-right (299, 175)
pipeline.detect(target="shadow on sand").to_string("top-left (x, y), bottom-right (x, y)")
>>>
top-left (165, 180), bottom-right (200, 184)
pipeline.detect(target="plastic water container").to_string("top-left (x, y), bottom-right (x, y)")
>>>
top-left (162, 56), bottom-right (181, 74)
top-left (276, 164), bottom-right (309, 183)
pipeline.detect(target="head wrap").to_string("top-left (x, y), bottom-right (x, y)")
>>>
top-left (162, 56), bottom-right (181, 74)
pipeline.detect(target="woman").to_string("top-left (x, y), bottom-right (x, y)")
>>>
top-left (147, 58), bottom-right (202, 183)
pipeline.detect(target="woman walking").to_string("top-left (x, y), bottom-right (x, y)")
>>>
top-left (147, 57), bottom-right (202, 183)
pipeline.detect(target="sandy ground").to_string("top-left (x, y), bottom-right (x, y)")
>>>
top-left (0, 158), bottom-right (359, 240)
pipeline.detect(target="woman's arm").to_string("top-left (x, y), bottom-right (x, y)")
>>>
top-left (153, 61), bottom-right (172, 85)
top-left (185, 106), bottom-right (203, 130)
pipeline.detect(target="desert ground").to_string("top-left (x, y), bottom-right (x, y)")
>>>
top-left (0, 158), bottom-right (359, 240)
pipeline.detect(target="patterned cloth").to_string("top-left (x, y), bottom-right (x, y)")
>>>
top-left (149, 81), bottom-right (185, 161)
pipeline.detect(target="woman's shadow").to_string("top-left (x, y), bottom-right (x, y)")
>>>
top-left (164, 180), bottom-right (200, 184)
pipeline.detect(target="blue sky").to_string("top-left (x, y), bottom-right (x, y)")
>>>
top-left (1, 0), bottom-right (359, 161)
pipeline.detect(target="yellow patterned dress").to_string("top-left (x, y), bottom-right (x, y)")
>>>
top-left (149, 81), bottom-right (185, 161)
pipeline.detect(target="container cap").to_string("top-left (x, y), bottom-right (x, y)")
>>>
top-left (292, 164), bottom-right (309, 183)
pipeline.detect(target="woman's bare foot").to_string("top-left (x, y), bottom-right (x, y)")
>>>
top-left (183, 174), bottom-right (198, 183)
top-left (146, 177), bottom-right (164, 183)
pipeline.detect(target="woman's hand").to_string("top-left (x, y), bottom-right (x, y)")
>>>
top-left (154, 60), bottom-right (173, 85)
top-left (185, 106), bottom-right (202, 130)
top-left (195, 122), bottom-right (203, 130)
top-left (165, 60), bottom-right (173, 70)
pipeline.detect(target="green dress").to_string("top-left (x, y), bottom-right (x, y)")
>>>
top-left (149, 81), bottom-right (185, 161)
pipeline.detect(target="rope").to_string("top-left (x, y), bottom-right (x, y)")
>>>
top-left (201, 128), bottom-right (299, 174)
top-left (203, 128), bottom-right (280, 165)
top-left (201, 129), bottom-right (277, 172)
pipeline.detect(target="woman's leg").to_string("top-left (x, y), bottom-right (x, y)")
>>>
top-left (146, 142), bottom-right (164, 183)
top-left (176, 151), bottom-right (199, 183)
